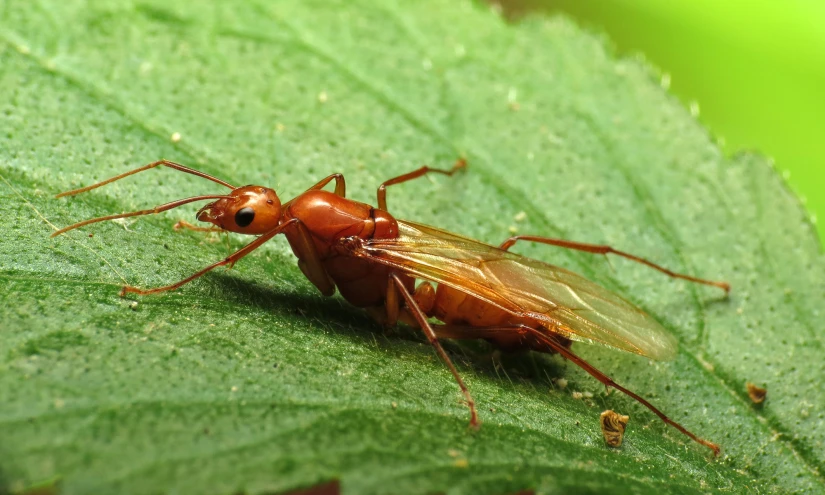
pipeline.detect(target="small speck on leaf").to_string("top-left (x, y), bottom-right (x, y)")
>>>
top-left (600, 410), bottom-right (630, 448)
top-left (747, 382), bottom-right (767, 404)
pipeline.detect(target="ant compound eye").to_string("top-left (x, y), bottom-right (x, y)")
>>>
top-left (235, 207), bottom-right (255, 227)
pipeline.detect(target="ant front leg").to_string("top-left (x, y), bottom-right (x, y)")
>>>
top-left (499, 235), bottom-right (729, 293)
top-left (376, 158), bottom-right (466, 211)
top-left (121, 218), bottom-right (299, 296)
top-left (389, 274), bottom-right (479, 429)
top-left (286, 220), bottom-right (335, 297)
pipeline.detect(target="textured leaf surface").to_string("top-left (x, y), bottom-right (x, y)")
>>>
top-left (1, 1), bottom-right (824, 494)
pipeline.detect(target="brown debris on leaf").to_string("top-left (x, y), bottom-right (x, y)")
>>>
top-left (600, 410), bottom-right (630, 448)
top-left (279, 480), bottom-right (340, 495)
top-left (747, 382), bottom-right (767, 404)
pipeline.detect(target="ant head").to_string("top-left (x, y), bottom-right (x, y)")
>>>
top-left (197, 185), bottom-right (282, 234)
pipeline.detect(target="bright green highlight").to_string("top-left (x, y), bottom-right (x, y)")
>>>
top-left (541, 0), bottom-right (825, 242)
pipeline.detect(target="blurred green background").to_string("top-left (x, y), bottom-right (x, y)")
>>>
top-left (503, 0), bottom-right (825, 244)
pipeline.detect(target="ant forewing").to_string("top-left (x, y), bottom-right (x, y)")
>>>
top-left (52, 159), bottom-right (728, 455)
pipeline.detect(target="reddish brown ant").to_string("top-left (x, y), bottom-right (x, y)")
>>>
top-left (53, 159), bottom-right (729, 454)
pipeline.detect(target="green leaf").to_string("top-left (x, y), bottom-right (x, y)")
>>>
top-left (1, 1), bottom-right (823, 494)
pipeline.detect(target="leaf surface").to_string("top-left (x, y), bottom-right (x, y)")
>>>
top-left (1, 1), bottom-right (823, 494)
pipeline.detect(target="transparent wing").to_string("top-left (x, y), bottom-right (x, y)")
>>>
top-left (354, 220), bottom-right (677, 360)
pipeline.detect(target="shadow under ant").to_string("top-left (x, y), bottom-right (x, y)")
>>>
top-left (204, 271), bottom-right (569, 390)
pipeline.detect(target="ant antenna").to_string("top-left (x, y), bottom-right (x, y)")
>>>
top-left (53, 160), bottom-right (238, 237)
top-left (51, 195), bottom-right (234, 237)
top-left (56, 160), bottom-right (235, 198)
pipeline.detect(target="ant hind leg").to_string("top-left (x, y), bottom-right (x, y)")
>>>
top-left (499, 235), bottom-right (729, 293)
top-left (389, 273), bottom-right (479, 429)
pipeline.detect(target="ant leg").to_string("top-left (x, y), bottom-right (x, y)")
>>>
top-left (432, 322), bottom-right (720, 455)
top-left (389, 273), bottom-right (479, 429)
top-left (385, 278), bottom-right (401, 327)
top-left (385, 275), bottom-right (419, 327)
top-left (499, 235), bottom-right (729, 293)
top-left (289, 220), bottom-right (335, 297)
top-left (305, 173), bottom-right (346, 197)
top-left (377, 158), bottom-right (466, 211)
top-left (535, 326), bottom-right (721, 455)
top-left (56, 159), bottom-right (234, 198)
top-left (397, 281), bottom-right (436, 328)
top-left (120, 218), bottom-right (298, 296)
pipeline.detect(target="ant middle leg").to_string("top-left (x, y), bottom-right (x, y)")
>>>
top-left (499, 235), bottom-right (729, 293)
top-left (389, 274), bottom-right (479, 428)
top-left (382, 278), bottom-right (431, 333)
top-left (396, 281), bottom-right (436, 328)
top-left (377, 158), bottom-right (466, 211)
